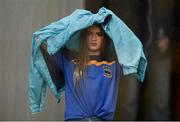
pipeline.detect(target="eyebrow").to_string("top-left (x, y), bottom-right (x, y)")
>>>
top-left (87, 30), bottom-right (103, 33)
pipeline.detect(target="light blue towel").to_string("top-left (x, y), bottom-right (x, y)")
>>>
top-left (28, 7), bottom-right (147, 113)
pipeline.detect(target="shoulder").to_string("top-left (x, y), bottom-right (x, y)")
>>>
top-left (61, 46), bottom-right (78, 60)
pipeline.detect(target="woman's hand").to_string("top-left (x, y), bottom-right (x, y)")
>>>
top-left (40, 43), bottom-right (47, 51)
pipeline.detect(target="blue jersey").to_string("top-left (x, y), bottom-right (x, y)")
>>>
top-left (52, 47), bottom-right (122, 120)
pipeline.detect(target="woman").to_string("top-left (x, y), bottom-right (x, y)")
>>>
top-left (41, 24), bottom-right (122, 121)
top-left (29, 7), bottom-right (147, 121)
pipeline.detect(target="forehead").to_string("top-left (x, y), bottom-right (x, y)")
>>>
top-left (87, 25), bottom-right (102, 32)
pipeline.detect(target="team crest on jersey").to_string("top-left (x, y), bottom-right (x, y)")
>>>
top-left (102, 66), bottom-right (112, 78)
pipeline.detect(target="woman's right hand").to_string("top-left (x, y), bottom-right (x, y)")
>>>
top-left (40, 43), bottom-right (47, 51)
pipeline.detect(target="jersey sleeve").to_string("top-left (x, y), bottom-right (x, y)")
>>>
top-left (51, 48), bottom-right (65, 73)
top-left (40, 45), bottom-right (65, 91)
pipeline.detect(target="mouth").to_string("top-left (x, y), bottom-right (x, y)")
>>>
top-left (90, 43), bottom-right (97, 46)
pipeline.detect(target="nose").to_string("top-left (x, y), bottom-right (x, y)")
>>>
top-left (92, 34), bottom-right (97, 41)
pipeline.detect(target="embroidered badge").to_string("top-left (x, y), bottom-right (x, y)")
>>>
top-left (102, 66), bottom-right (112, 78)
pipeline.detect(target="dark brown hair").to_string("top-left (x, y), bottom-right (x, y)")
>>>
top-left (73, 24), bottom-right (112, 85)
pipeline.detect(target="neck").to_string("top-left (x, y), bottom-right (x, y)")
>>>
top-left (88, 51), bottom-right (101, 56)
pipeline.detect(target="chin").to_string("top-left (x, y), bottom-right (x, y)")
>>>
top-left (89, 48), bottom-right (100, 52)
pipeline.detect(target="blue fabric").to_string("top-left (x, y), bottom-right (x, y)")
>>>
top-left (52, 52), bottom-right (120, 120)
top-left (28, 7), bottom-right (147, 113)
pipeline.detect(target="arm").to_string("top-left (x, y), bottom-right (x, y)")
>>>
top-left (40, 43), bottom-right (65, 91)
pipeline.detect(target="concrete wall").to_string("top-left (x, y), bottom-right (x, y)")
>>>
top-left (0, 0), bottom-right (84, 120)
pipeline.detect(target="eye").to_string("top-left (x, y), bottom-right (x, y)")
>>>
top-left (97, 32), bottom-right (103, 37)
top-left (87, 31), bottom-right (92, 36)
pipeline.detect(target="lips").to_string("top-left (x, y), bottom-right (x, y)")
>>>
top-left (90, 43), bottom-right (97, 46)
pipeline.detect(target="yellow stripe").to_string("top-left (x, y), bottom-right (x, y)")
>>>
top-left (88, 60), bottom-right (116, 66)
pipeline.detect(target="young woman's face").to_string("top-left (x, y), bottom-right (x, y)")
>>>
top-left (86, 25), bottom-right (104, 55)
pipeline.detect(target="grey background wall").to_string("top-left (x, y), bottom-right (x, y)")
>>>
top-left (0, 0), bottom-right (84, 120)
